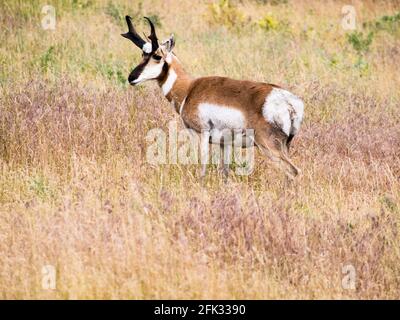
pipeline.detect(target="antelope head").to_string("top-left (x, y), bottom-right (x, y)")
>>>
top-left (121, 16), bottom-right (175, 85)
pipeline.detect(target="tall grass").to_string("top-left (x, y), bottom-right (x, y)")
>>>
top-left (0, 0), bottom-right (399, 299)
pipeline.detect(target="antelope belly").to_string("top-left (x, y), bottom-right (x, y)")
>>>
top-left (198, 103), bottom-right (246, 130)
top-left (208, 129), bottom-right (254, 147)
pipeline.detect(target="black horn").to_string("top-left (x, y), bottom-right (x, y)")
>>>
top-left (121, 15), bottom-right (146, 49)
top-left (144, 17), bottom-right (159, 52)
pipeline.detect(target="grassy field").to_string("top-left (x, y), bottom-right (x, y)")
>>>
top-left (1, 0), bottom-right (400, 299)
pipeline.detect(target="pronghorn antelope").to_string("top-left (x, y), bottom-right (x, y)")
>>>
top-left (122, 16), bottom-right (304, 179)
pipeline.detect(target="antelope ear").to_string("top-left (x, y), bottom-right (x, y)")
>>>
top-left (163, 34), bottom-right (175, 52)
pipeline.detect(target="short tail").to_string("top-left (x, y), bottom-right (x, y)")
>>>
top-left (263, 88), bottom-right (304, 138)
top-left (286, 133), bottom-right (295, 153)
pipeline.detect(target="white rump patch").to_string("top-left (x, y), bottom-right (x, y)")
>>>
top-left (142, 42), bottom-right (152, 54)
top-left (262, 88), bottom-right (304, 136)
top-left (162, 69), bottom-right (177, 96)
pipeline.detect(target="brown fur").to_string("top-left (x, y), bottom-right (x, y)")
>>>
top-left (157, 59), bottom-right (192, 113)
top-left (182, 77), bottom-right (275, 132)
top-left (157, 54), bottom-right (300, 179)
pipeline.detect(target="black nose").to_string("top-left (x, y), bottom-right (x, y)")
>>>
top-left (128, 62), bottom-right (146, 85)
top-left (128, 74), bottom-right (136, 85)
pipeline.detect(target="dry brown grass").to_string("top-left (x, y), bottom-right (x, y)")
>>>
top-left (0, 0), bottom-right (399, 299)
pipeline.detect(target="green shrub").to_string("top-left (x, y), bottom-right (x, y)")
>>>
top-left (346, 11), bottom-right (400, 56)
top-left (257, 14), bottom-right (285, 31)
top-left (346, 31), bottom-right (374, 54)
top-left (206, 0), bottom-right (246, 29)
top-left (40, 46), bottom-right (56, 72)
top-left (105, 1), bottom-right (125, 26)
top-left (105, 1), bottom-right (146, 26)
top-left (71, 0), bottom-right (93, 10)
top-left (364, 11), bottom-right (400, 36)
top-left (354, 56), bottom-right (370, 76)
top-left (257, 14), bottom-right (278, 30)
top-left (29, 175), bottom-right (54, 200)
top-left (146, 14), bottom-right (162, 28)
top-left (97, 60), bottom-right (127, 86)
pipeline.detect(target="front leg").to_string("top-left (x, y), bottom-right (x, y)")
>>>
top-left (221, 142), bottom-right (231, 180)
top-left (200, 130), bottom-right (210, 178)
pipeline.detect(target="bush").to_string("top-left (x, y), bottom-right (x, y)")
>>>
top-left (206, 0), bottom-right (246, 29)
top-left (145, 14), bottom-right (162, 28)
top-left (257, 14), bottom-right (282, 31)
top-left (105, 1), bottom-right (146, 27)
top-left (364, 11), bottom-right (400, 36)
top-left (40, 46), bottom-right (56, 72)
top-left (346, 31), bottom-right (374, 54)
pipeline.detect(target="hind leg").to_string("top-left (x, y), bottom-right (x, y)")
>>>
top-left (254, 129), bottom-right (300, 180)
top-left (220, 142), bottom-right (231, 180)
top-left (285, 134), bottom-right (294, 155)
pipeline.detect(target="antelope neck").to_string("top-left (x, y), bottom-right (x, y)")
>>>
top-left (158, 59), bottom-right (192, 114)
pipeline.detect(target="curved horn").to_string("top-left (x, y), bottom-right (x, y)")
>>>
top-left (144, 17), bottom-right (159, 52)
top-left (121, 16), bottom-right (146, 49)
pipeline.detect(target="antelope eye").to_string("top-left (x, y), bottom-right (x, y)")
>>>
top-left (153, 54), bottom-right (162, 61)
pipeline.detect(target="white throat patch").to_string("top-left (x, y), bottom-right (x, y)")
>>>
top-left (162, 69), bottom-right (177, 96)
